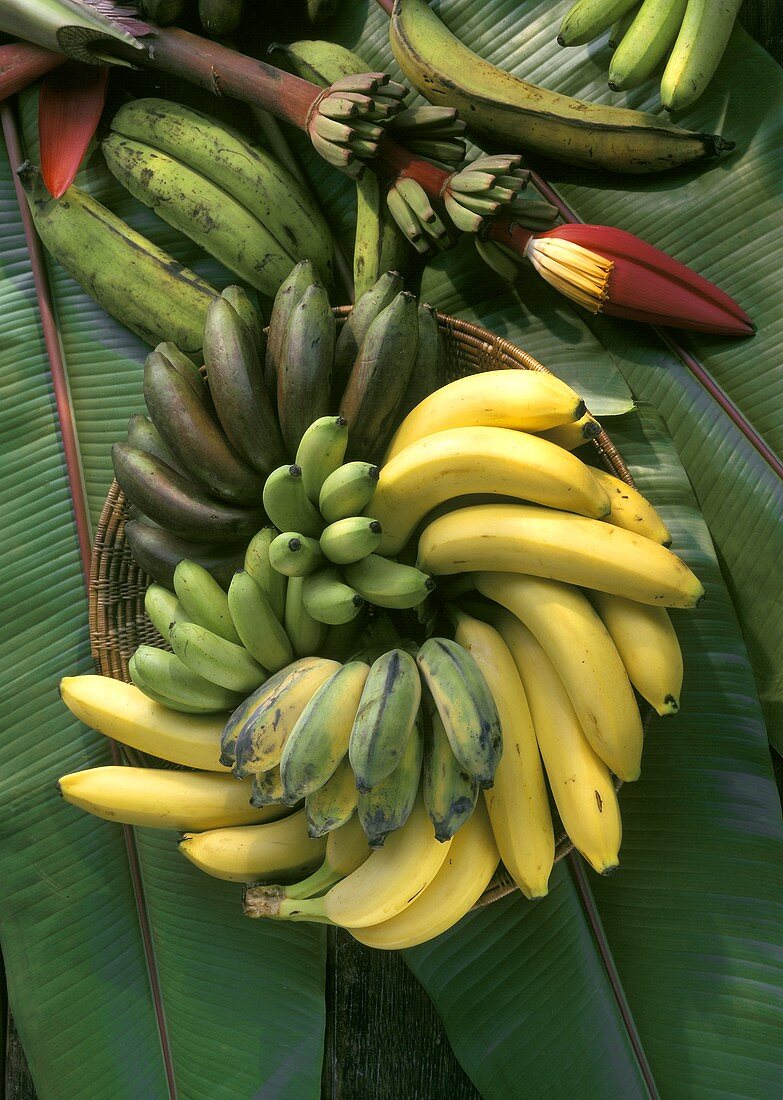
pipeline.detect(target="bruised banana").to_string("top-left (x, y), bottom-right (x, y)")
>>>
top-left (305, 754), bottom-right (359, 837)
top-left (422, 700), bottom-right (478, 842)
top-left (250, 768), bottom-right (286, 807)
top-left (349, 649), bottom-right (421, 793)
top-left (179, 809), bottom-right (325, 883)
top-left (358, 710), bottom-right (423, 849)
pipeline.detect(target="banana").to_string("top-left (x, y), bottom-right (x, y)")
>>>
top-left (250, 767), bottom-right (286, 807)
top-left (608, 0), bottom-right (687, 90)
top-left (493, 608), bottom-right (622, 874)
top-left (58, 766), bottom-right (282, 831)
top-left (422, 700), bottom-right (479, 842)
top-left (321, 616), bottom-right (368, 663)
top-left (660, 0), bottom-right (743, 112)
top-left (130, 646), bottom-right (243, 712)
top-left (591, 591), bottom-right (683, 715)
top-left (127, 415), bottom-right (185, 476)
top-left (373, 427), bottom-right (611, 556)
top-left (173, 560), bottom-right (241, 644)
top-left (59, 675), bottom-right (227, 772)
top-left (169, 621), bottom-right (267, 693)
top-left (350, 798), bottom-right (498, 949)
top-left (220, 691), bottom-right (268, 767)
top-left (302, 569), bottom-right (365, 626)
top-left (319, 462), bottom-right (380, 524)
top-left (475, 237), bottom-right (523, 283)
top-left (278, 283), bottom-right (335, 456)
top-left (102, 134), bottom-right (295, 296)
top-left (390, 0), bottom-right (732, 173)
top-left (179, 809), bottom-right (324, 883)
top-left (416, 637), bottom-right (502, 789)
top-left (353, 172), bottom-right (410, 302)
top-left (419, 503), bottom-right (703, 608)
top-left (125, 521), bottom-right (247, 590)
top-left (263, 465), bottom-right (324, 538)
top-left (349, 649), bottom-right (421, 793)
top-left (244, 527), bottom-right (287, 623)
top-left (340, 291), bottom-right (420, 463)
top-left (269, 532), bottom-right (325, 577)
top-left (275, 39), bottom-right (368, 86)
top-left (305, 755), bottom-right (359, 837)
top-left (245, 794), bottom-right (451, 927)
top-left (591, 469), bottom-right (672, 544)
top-left (144, 583), bottom-right (188, 642)
top-left (284, 576), bottom-right (328, 657)
top-left (343, 555), bottom-right (435, 610)
top-left (358, 710), bottom-right (423, 848)
top-left (537, 411), bottom-right (601, 451)
top-left (227, 571), bottom-right (294, 672)
top-left (136, 0), bottom-right (186, 23)
top-left (609, 5), bottom-right (640, 46)
top-left (153, 342), bottom-right (212, 410)
top-left (199, 0), bottom-right (243, 36)
top-left (21, 170), bottom-right (216, 352)
top-left (232, 658), bottom-right (340, 777)
top-left (280, 662), bottom-right (371, 803)
top-left (202, 297), bottom-right (285, 475)
top-left (476, 573), bottom-right (644, 781)
top-left (265, 261), bottom-right (317, 399)
top-left (320, 517), bottom-right (383, 564)
top-left (296, 416), bottom-right (349, 505)
top-left (221, 286), bottom-right (265, 357)
top-left (559, 0), bottom-right (640, 44)
top-left (386, 369), bottom-right (585, 461)
top-left (284, 814), bottom-right (372, 900)
top-left (453, 611), bottom-right (554, 898)
top-left (400, 303), bottom-right (447, 419)
top-left (333, 271), bottom-right (405, 398)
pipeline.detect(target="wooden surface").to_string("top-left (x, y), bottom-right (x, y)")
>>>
top-left (3, 5), bottom-right (780, 1097)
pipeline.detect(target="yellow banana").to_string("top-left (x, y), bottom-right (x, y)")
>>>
top-left (284, 814), bottom-right (372, 900)
top-left (591, 469), bottom-right (672, 545)
top-left (536, 411), bottom-right (601, 451)
top-left (178, 809), bottom-right (325, 882)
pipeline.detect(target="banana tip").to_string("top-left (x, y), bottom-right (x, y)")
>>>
top-left (556, 35), bottom-right (566, 47)
top-left (657, 695), bottom-right (680, 717)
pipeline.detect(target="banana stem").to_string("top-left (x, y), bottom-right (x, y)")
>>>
top-left (283, 861), bottom-right (342, 900)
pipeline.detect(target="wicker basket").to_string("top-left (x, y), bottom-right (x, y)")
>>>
top-left (89, 310), bottom-right (635, 908)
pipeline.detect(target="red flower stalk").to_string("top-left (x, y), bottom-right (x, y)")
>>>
top-left (38, 61), bottom-right (109, 198)
top-left (0, 42), bottom-right (65, 103)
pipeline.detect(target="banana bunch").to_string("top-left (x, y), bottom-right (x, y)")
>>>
top-left (441, 155), bottom-right (529, 235)
top-left (103, 98), bottom-right (333, 293)
top-left (558, 0), bottom-right (743, 111)
top-left (306, 72), bottom-right (408, 179)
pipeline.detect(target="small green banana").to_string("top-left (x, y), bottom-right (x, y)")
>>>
top-left (173, 560), bottom-right (241, 644)
top-left (660, 0), bottom-right (743, 112)
top-left (353, 172), bottom-right (410, 301)
top-left (227, 570), bottom-right (293, 672)
top-left (284, 576), bottom-right (328, 657)
top-left (474, 238), bottom-right (523, 283)
top-left (269, 533), bottom-right (325, 577)
top-left (265, 261), bottom-right (317, 400)
top-left (144, 583), bottom-right (188, 642)
top-left (130, 645), bottom-right (243, 713)
top-left (558, 0), bottom-right (641, 46)
top-left (244, 527), bottom-right (287, 623)
top-left (274, 39), bottom-right (367, 86)
top-left (608, 6), bottom-right (639, 46)
top-left (284, 813), bottom-right (371, 899)
top-left (343, 555), bottom-right (435, 610)
top-left (278, 283), bottom-right (335, 456)
top-left (422, 699), bottom-right (478, 841)
top-left (169, 621), bottom-right (267, 693)
top-left (319, 461), bottom-right (380, 524)
top-left (349, 649), bottom-right (422, 793)
top-left (301, 569), bottom-right (365, 626)
top-left (305, 755), bottom-right (359, 837)
top-left (386, 184), bottom-right (427, 253)
top-left (262, 465), bottom-right (324, 538)
top-left (358, 709), bottom-right (423, 848)
top-left (295, 416), bottom-right (349, 505)
top-left (320, 517), bottom-right (383, 565)
top-left (333, 270), bottom-right (404, 396)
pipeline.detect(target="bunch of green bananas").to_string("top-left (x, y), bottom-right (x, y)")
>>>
top-left (558, 0), bottom-right (744, 110)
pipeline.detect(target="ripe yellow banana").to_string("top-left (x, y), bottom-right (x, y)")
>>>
top-left (59, 675), bottom-right (227, 772)
top-left (476, 573), bottom-right (643, 781)
top-left (453, 611), bottom-right (554, 898)
top-left (373, 426), bottom-right (611, 555)
top-left (351, 798), bottom-right (499, 949)
top-left (418, 503), bottom-right (704, 609)
top-left (385, 369), bottom-right (585, 462)
top-left (58, 766), bottom-right (284, 831)
top-left (591, 591), bottom-right (683, 716)
top-left (592, 469), bottom-right (672, 545)
top-left (178, 809), bottom-right (325, 882)
top-left (493, 608), bottom-right (622, 873)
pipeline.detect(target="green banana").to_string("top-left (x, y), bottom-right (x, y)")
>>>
top-left (416, 637), bottom-right (502, 790)
top-left (660, 0), bottom-right (743, 112)
top-left (422, 699), bottom-right (478, 841)
top-left (221, 286), bottom-right (265, 358)
top-left (333, 270), bottom-right (405, 397)
top-left (296, 416), bottom-right (349, 505)
top-left (265, 261), bottom-right (317, 399)
top-left (199, 0), bottom-right (243, 36)
top-left (305, 755), bottom-right (359, 837)
top-left (559, 0), bottom-right (639, 44)
top-left (389, 178), bottom-right (450, 248)
top-left (349, 649), bottom-right (422, 793)
top-left (353, 172), bottom-right (410, 301)
top-left (269, 533), bottom-right (325, 577)
top-left (250, 767), bottom-right (285, 807)
top-left (343, 555), bottom-right (435, 610)
top-left (130, 645), bottom-right (243, 713)
top-left (109, 99), bottom-right (333, 283)
top-left (319, 462), bottom-right (380, 524)
top-left (136, 0), bottom-right (186, 23)
top-left (609, 5), bottom-right (640, 46)
top-left (263, 465), bottom-right (324, 538)
top-left (144, 583), bottom-right (189, 642)
top-left (284, 576), bottom-right (328, 657)
top-left (203, 297), bottom-right (285, 475)
top-left (169, 621), bottom-right (267, 693)
top-left (321, 616), bottom-right (369, 662)
top-left (319, 517), bottom-right (383, 565)
top-left (400, 303), bottom-right (446, 418)
top-left (301, 569), bottom-right (365, 626)
top-left (127, 414), bottom-right (185, 476)
top-left (280, 662), bottom-right (371, 803)
top-left (20, 170), bottom-right (216, 353)
top-left (143, 351), bottom-right (264, 506)
top-left (358, 709), bottom-right (423, 848)
top-left (306, 0), bottom-right (340, 24)
top-left (173, 560), bottom-right (241, 644)
top-left (278, 283), bottom-right (335, 456)
top-left (474, 237), bottom-right (523, 282)
top-left (244, 527), bottom-right (287, 623)
top-left (125, 663), bottom-right (214, 715)
top-left (609, 0), bottom-right (687, 90)
top-left (125, 521), bottom-right (247, 591)
top-left (113, 445), bottom-right (263, 544)
top-left (153, 343), bottom-right (214, 412)
top-left (274, 39), bottom-right (366, 85)
top-left (227, 570), bottom-right (293, 672)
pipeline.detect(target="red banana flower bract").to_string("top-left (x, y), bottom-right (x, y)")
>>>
top-left (38, 61), bottom-right (109, 199)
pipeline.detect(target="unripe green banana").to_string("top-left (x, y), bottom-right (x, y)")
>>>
top-left (416, 638), bottom-right (502, 790)
top-left (353, 172), bottom-right (410, 301)
top-left (203, 297), bottom-right (285, 475)
top-left (21, 170), bottom-right (216, 353)
top-left (265, 261), bottom-right (317, 399)
top-left (199, 0), bottom-right (243, 36)
top-left (278, 283), bottom-right (335, 456)
top-left (305, 755), bottom-right (358, 837)
top-left (558, 0), bottom-right (639, 45)
top-left (127, 414), bottom-right (186, 477)
top-left (269, 533), bottom-right (325, 577)
top-left (135, 0), bottom-right (186, 24)
top-left (153, 343), bottom-right (214, 412)
top-left (125, 521), bottom-right (247, 591)
top-left (609, 0), bottom-right (687, 91)
top-left (343, 555), bottom-right (435, 610)
top-left (173, 560), bottom-right (241, 644)
top-left (244, 527), bottom-right (287, 623)
top-left (280, 661), bottom-right (371, 803)
top-left (321, 616), bottom-right (369, 663)
top-left (474, 238), bottom-right (523, 283)
top-left (263, 465), bottom-right (324, 538)
top-left (250, 767), bottom-right (285, 807)
top-left (349, 649), bottom-right (422, 793)
top-left (301, 569), bottom-right (365, 626)
top-left (284, 576), bottom-right (328, 657)
top-left (608, 6), bottom-right (639, 46)
top-left (221, 286), bottom-right (265, 358)
top-left (295, 416), bottom-right (349, 505)
top-left (170, 621), bottom-right (267, 693)
top-left (130, 645), bottom-right (243, 713)
top-left (127, 655), bottom-right (220, 715)
top-left (320, 517), bottom-right (383, 565)
top-left (340, 292), bottom-right (420, 463)
top-left (144, 583), bottom-right (188, 642)
top-left (358, 709), bottom-right (423, 848)
top-left (319, 461), bottom-right (380, 524)
top-left (422, 699), bottom-right (478, 841)
top-left (333, 271), bottom-right (405, 396)
top-left (660, 0), bottom-right (743, 112)
top-left (274, 39), bottom-right (367, 86)
top-left (400, 303), bottom-right (446, 418)
top-left (227, 570), bottom-right (293, 672)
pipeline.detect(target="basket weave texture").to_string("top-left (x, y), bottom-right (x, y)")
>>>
top-left (89, 310), bottom-right (634, 908)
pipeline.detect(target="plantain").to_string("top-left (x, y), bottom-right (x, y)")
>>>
top-left (127, 415), bottom-right (185, 476)
top-left (277, 283), bottom-right (335, 456)
top-left (124, 521), bottom-right (247, 590)
top-left (265, 261), bottom-right (317, 401)
top-left (333, 270), bottom-right (404, 399)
